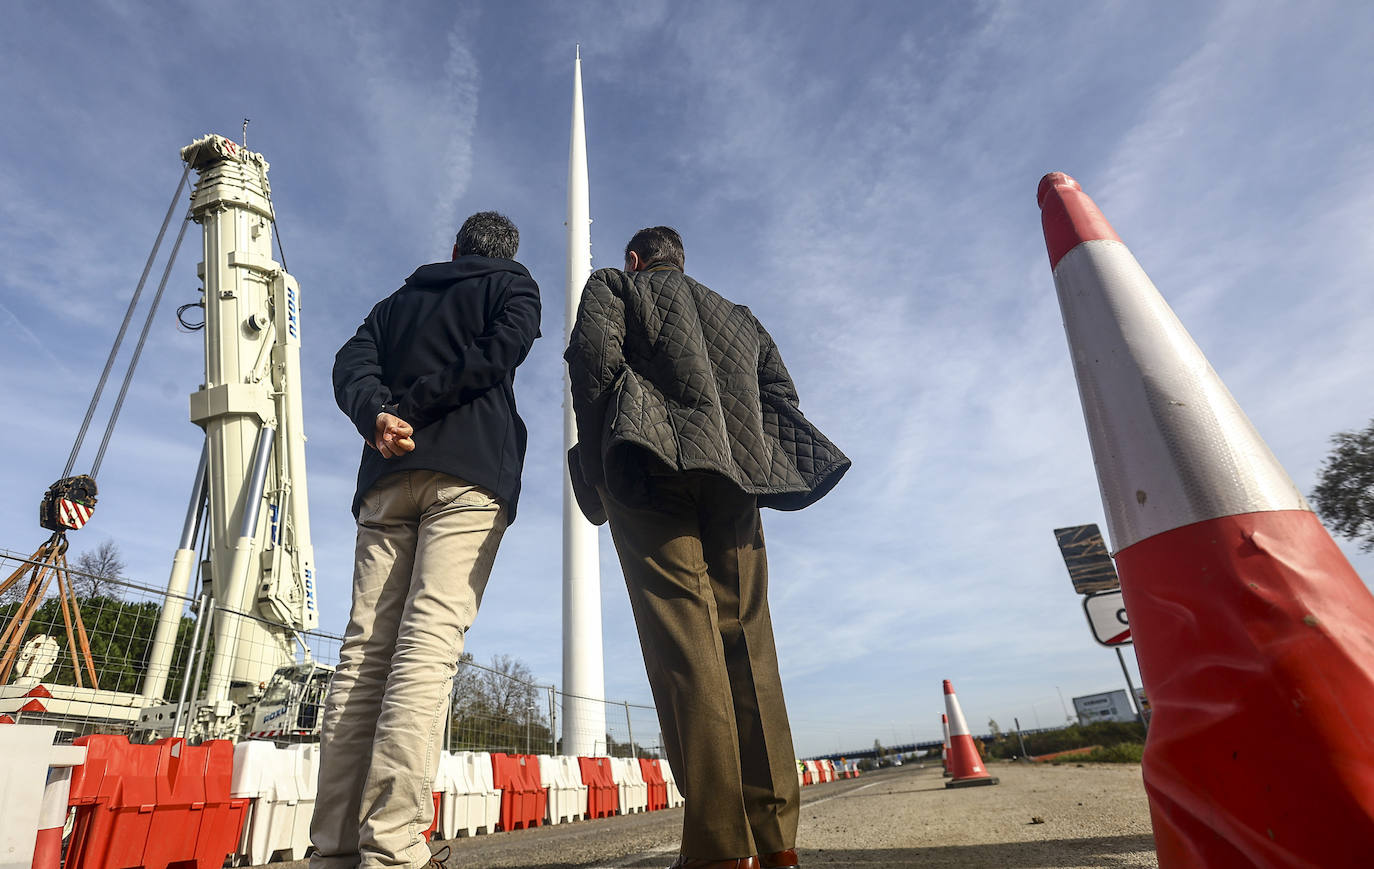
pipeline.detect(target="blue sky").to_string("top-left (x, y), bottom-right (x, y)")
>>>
top-left (2, 1), bottom-right (1371, 757)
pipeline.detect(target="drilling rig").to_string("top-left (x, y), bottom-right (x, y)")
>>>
top-left (140, 133), bottom-right (326, 741)
top-left (1, 134), bottom-right (329, 742)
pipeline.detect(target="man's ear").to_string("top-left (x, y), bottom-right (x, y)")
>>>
top-left (625, 250), bottom-right (642, 272)
top-left (452, 244), bottom-right (461, 261)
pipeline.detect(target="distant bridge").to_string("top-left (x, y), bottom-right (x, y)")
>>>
top-left (810, 726), bottom-right (1067, 762)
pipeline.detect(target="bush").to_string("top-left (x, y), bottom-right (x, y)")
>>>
top-left (984, 721), bottom-right (1146, 759)
top-left (1078, 742), bottom-right (1144, 763)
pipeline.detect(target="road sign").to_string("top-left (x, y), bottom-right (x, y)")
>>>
top-left (1053, 524), bottom-right (1120, 594)
top-left (1082, 589), bottom-right (1131, 646)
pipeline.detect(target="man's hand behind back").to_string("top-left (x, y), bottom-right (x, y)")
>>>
top-left (371, 412), bottom-right (416, 458)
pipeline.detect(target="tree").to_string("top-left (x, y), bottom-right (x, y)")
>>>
top-left (988, 718), bottom-right (1003, 739)
top-left (448, 653), bottom-right (551, 754)
top-left (0, 594), bottom-right (200, 696)
top-left (1311, 419), bottom-right (1374, 551)
top-left (72, 539), bottom-right (126, 598)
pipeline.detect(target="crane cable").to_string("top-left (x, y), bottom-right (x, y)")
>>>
top-left (89, 208), bottom-right (193, 479)
top-left (61, 164), bottom-right (191, 481)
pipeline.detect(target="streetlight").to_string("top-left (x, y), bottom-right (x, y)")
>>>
top-left (1030, 697), bottom-right (1061, 729)
top-left (525, 703), bottom-right (537, 755)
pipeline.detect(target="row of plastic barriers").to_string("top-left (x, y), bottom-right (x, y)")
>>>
top-left (0, 723), bottom-right (690, 869)
top-left (799, 758), bottom-right (860, 787)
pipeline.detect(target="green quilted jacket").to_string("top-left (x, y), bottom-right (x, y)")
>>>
top-left (564, 266), bottom-right (850, 524)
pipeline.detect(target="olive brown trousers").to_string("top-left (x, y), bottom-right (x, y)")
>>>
top-left (601, 471), bottom-right (800, 860)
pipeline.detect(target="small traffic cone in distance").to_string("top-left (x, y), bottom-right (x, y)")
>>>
top-left (940, 714), bottom-right (952, 777)
top-left (943, 681), bottom-right (998, 788)
top-left (1039, 171), bottom-right (1374, 865)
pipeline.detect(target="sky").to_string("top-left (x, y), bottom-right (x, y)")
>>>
top-left (1, 1), bottom-right (1371, 758)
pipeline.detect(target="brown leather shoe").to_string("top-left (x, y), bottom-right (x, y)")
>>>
top-left (760, 850), bottom-right (800, 869)
top-left (667, 857), bottom-right (759, 869)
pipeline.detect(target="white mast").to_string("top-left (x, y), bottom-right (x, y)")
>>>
top-left (562, 46), bottom-right (607, 756)
top-left (175, 135), bottom-right (319, 735)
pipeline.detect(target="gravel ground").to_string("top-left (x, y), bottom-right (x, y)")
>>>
top-left (796, 761), bottom-right (1158, 867)
top-left (258, 761), bottom-right (1158, 868)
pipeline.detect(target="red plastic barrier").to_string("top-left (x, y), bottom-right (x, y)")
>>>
top-left (577, 757), bottom-right (619, 819)
top-left (638, 758), bottom-right (667, 812)
top-left (490, 753), bottom-right (544, 831)
top-left (66, 735), bottom-right (248, 869)
top-left (421, 790), bottom-right (441, 842)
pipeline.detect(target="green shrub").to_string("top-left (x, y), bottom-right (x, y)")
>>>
top-left (1078, 742), bottom-right (1144, 763)
top-left (984, 721), bottom-right (1146, 759)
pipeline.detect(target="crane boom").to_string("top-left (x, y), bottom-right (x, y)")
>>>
top-left (141, 135), bottom-right (319, 736)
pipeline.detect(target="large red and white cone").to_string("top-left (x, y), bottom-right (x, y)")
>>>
top-left (30, 766), bottom-right (72, 869)
top-left (942, 681), bottom-right (998, 788)
top-left (1040, 171), bottom-right (1374, 865)
top-left (940, 714), bottom-right (952, 777)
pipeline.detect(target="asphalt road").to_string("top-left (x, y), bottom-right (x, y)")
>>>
top-left (263, 761), bottom-right (1158, 868)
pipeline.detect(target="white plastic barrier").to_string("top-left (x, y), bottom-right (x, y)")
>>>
top-left (804, 760), bottom-right (820, 784)
top-left (659, 758), bottom-right (685, 809)
top-left (822, 760), bottom-right (836, 782)
top-left (568, 756), bottom-right (590, 819)
top-left (231, 740), bottom-right (317, 865)
top-left (287, 744), bottom-right (321, 836)
top-left (608, 757), bottom-right (647, 815)
top-left (0, 724), bottom-right (86, 869)
top-left (437, 751), bottom-right (499, 837)
top-left (435, 751), bottom-right (488, 838)
top-left (537, 755), bottom-right (584, 825)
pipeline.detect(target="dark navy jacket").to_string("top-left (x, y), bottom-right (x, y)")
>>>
top-left (333, 256), bottom-right (540, 521)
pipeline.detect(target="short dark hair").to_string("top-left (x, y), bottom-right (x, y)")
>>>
top-left (625, 226), bottom-right (685, 270)
top-left (455, 211), bottom-right (519, 259)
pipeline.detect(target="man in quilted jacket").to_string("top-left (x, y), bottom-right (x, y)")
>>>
top-left (565, 226), bottom-right (849, 869)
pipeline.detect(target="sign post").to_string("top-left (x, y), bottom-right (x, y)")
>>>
top-left (1053, 523), bottom-right (1149, 730)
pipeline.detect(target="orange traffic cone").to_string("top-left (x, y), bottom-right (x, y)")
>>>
top-left (1039, 171), bottom-right (1374, 865)
top-left (940, 714), bottom-right (952, 777)
top-left (942, 681), bottom-right (998, 788)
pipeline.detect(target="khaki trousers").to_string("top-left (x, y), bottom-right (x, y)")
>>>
top-left (601, 471), bottom-right (800, 860)
top-left (310, 470), bottom-right (506, 869)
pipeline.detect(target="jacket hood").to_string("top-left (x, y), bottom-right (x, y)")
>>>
top-left (404, 256), bottom-right (529, 288)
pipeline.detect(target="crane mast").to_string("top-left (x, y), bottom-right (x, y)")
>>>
top-left (142, 135), bottom-right (319, 737)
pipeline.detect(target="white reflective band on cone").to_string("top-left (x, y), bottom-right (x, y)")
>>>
top-left (944, 695), bottom-right (972, 736)
top-left (1053, 239), bottom-right (1308, 551)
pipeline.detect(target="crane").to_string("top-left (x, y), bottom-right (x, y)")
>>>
top-left (139, 133), bottom-right (325, 740)
top-left (1, 133), bottom-right (328, 743)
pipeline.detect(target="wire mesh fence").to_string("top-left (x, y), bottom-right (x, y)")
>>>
top-left (1, 546), bottom-right (662, 759)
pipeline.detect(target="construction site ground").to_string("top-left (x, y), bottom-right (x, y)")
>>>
top-left (260, 760), bottom-right (1158, 869)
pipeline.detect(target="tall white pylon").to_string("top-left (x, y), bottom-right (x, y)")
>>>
top-left (562, 45), bottom-right (606, 757)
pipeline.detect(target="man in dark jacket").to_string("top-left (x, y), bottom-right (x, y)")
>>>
top-left (565, 226), bottom-right (848, 869)
top-left (312, 211), bottom-right (540, 869)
